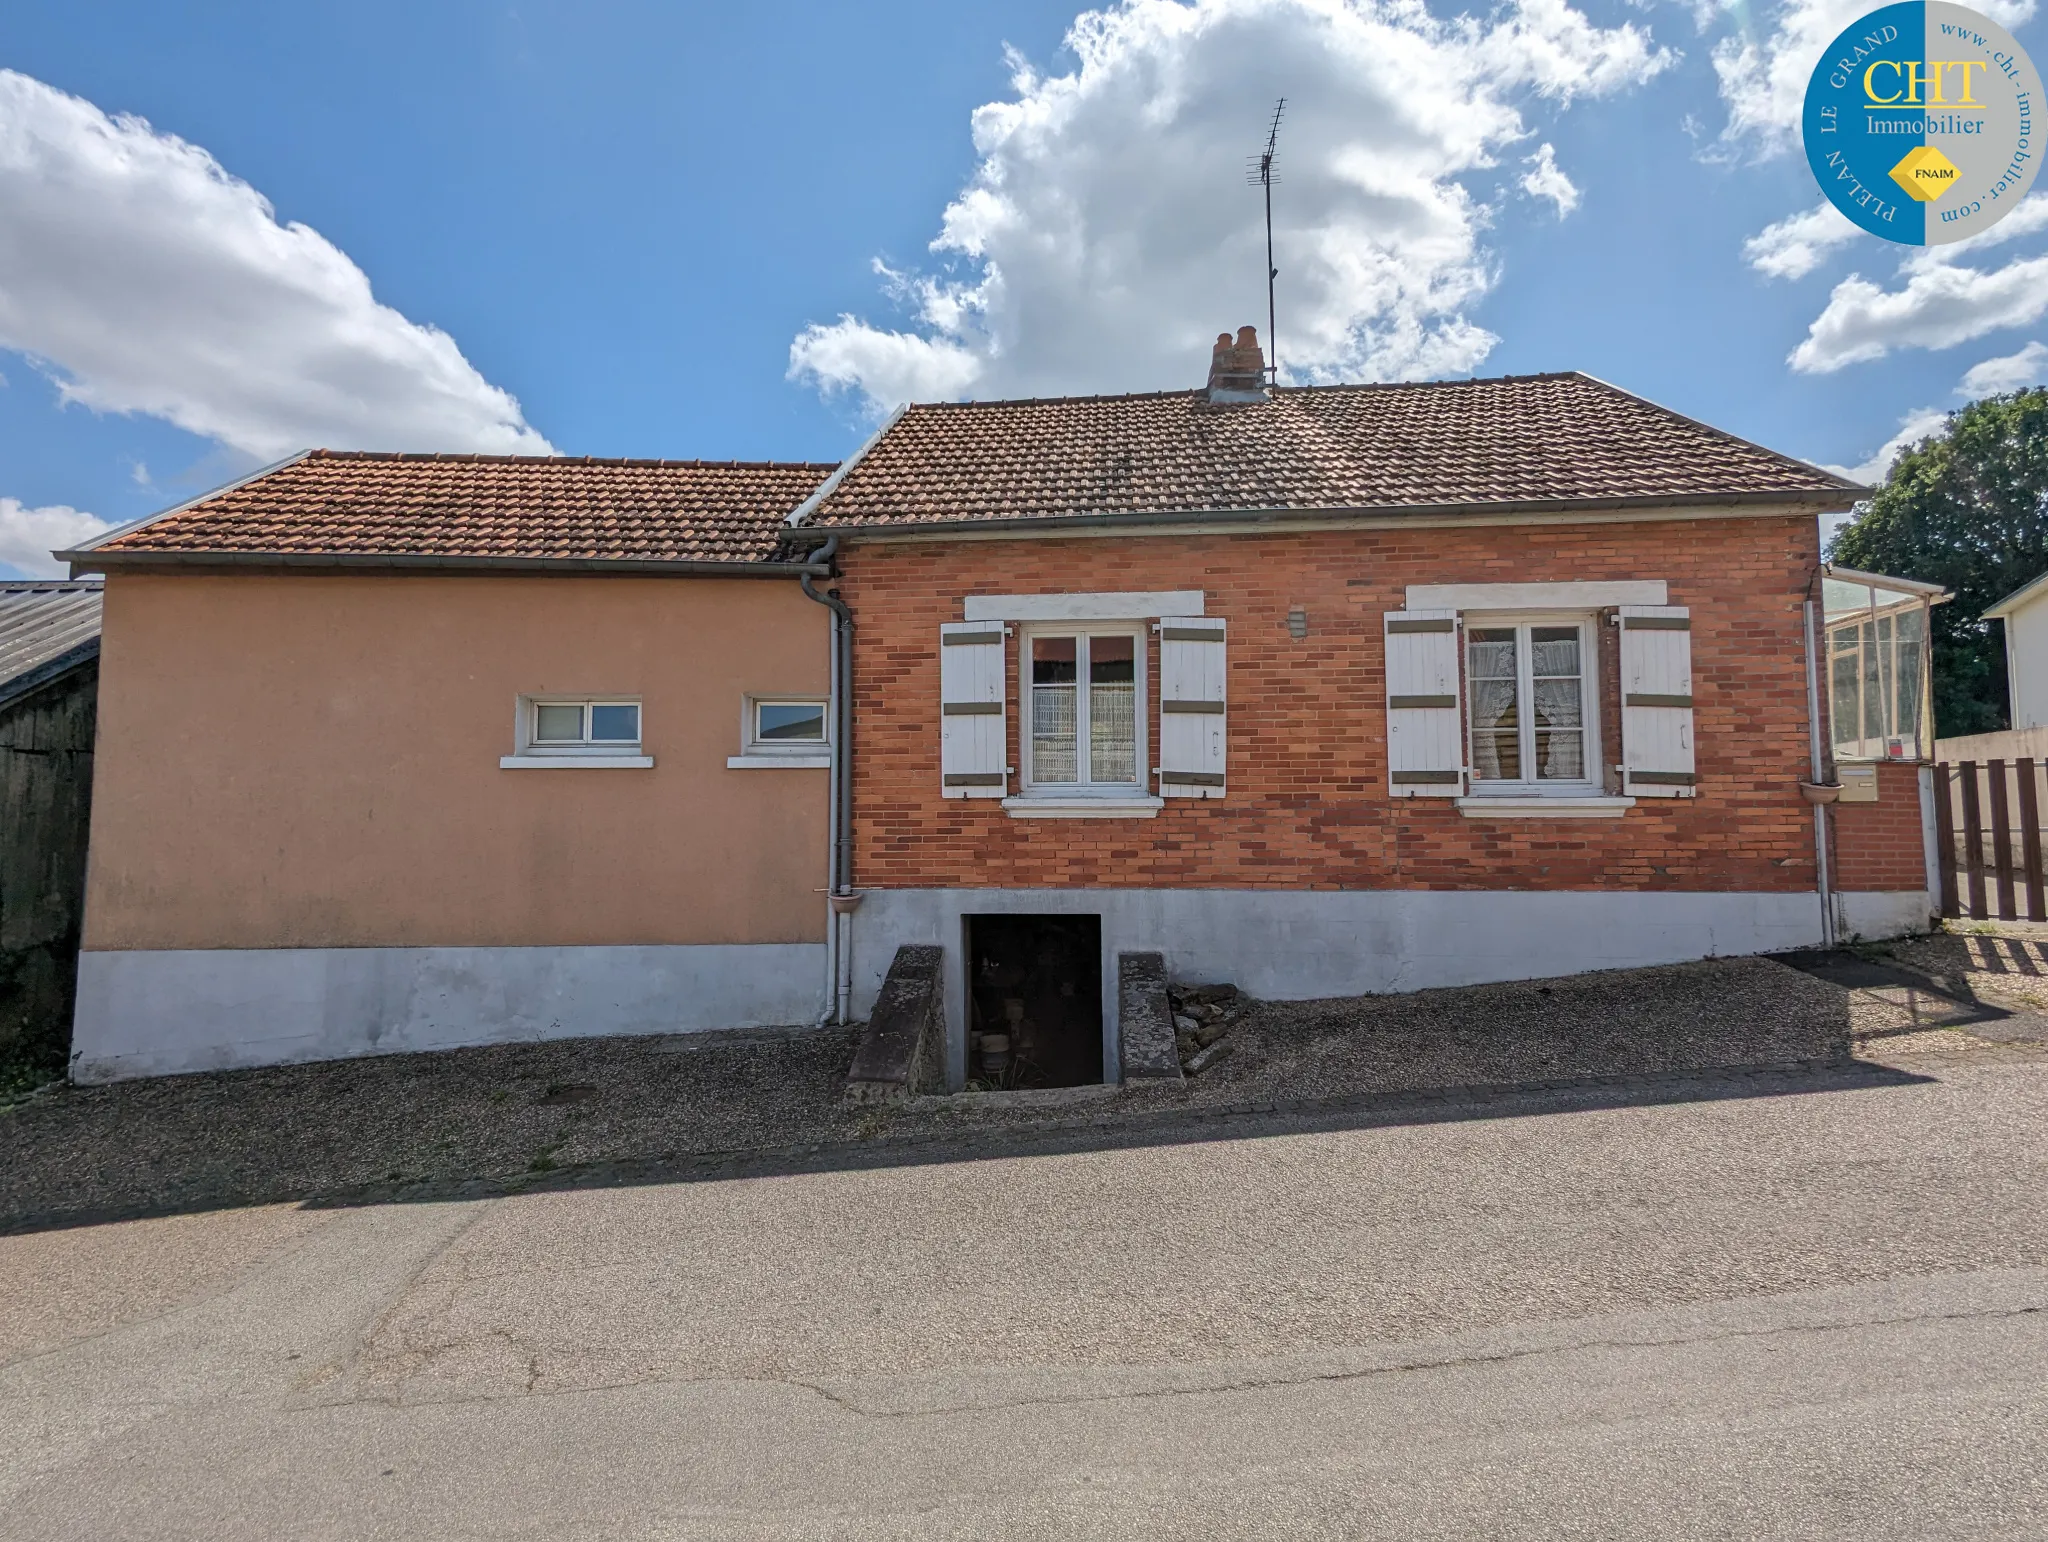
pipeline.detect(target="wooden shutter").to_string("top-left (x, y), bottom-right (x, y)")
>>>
top-left (1158, 617), bottom-right (1226, 798)
top-left (1385, 609), bottom-right (1463, 797)
top-left (940, 621), bottom-right (1007, 798)
top-left (1619, 605), bottom-right (1696, 798)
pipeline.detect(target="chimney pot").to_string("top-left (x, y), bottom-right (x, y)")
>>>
top-left (1205, 323), bottom-right (1269, 405)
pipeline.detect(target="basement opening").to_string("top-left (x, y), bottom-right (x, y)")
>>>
top-left (965, 914), bottom-right (1103, 1089)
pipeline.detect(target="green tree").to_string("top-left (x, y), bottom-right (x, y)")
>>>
top-left (1828, 388), bottom-right (2048, 738)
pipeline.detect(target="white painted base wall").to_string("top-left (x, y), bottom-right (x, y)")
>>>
top-left (72, 943), bottom-right (825, 1083)
top-left (1839, 889), bottom-right (1937, 941)
top-left (846, 887), bottom-right (1929, 1089)
top-left (71, 888), bottom-right (1938, 1086)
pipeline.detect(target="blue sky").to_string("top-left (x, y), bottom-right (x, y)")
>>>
top-left (2, 0), bottom-right (2044, 576)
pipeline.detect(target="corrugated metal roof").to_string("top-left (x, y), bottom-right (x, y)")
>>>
top-left (0, 581), bottom-right (103, 705)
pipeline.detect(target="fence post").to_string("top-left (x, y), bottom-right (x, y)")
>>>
top-left (1933, 764), bottom-right (1961, 918)
top-left (1959, 761), bottom-right (1987, 918)
top-left (1989, 758), bottom-right (2018, 919)
top-left (2019, 759), bottom-right (2046, 923)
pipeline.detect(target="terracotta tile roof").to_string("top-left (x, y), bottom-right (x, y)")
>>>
top-left (800, 373), bottom-right (1860, 529)
top-left (82, 452), bottom-right (839, 566)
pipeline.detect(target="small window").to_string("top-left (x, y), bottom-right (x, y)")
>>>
top-left (1466, 618), bottom-right (1598, 794)
top-left (524, 698), bottom-right (641, 753)
top-left (747, 697), bottom-right (829, 753)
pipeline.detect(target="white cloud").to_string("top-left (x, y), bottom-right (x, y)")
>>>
top-left (1711, 0), bottom-right (2036, 160)
top-left (1789, 251), bottom-right (2048, 372)
top-left (1743, 201), bottom-right (1859, 280)
top-left (1959, 340), bottom-right (2048, 396)
top-left (1825, 406), bottom-right (1949, 486)
top-left (0, 498), bottom-right (110, 578)
top-left (1519, 142), bottom-right (1580, 217)
top-left (790, 0), bottom-right (1671, 413)
top-left (0, 70), bottom-right (552, 461)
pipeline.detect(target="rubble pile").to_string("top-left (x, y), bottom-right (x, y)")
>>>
top-left (1167, 982), bottom-right (1244, 1075)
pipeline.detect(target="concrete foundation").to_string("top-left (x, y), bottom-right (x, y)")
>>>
top-left (845, 887), bottom-right (1929, 1090)
top-left (71, 942), bottom-right (824, 1083)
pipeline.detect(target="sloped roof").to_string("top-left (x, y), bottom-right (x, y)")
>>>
top-left (72, 452), bottom-right (840, 569)
top-left (799, 373), bottom-right (1862, 530)
top-left (0, 581), bottom-right (102, 709)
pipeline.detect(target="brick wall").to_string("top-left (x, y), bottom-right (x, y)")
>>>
top-left (840, 515), bottom-right (1827, 894)
top-left (1831, 760), bottom-right (1929, 891)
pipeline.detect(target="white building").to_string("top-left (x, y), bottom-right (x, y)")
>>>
top-left (1984, 571), bottom-right (2048, 733)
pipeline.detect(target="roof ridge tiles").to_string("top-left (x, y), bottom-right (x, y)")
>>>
top-left (304, 449), bottom-right (840, 471)
top-left (900, 370), bottom-right (1597, 412)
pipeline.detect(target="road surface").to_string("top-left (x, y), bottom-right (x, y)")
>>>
top-left (3, 1058), bottom-right (2045, 1538)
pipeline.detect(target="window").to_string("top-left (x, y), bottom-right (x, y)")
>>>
top-left (528, 698), bottom-right (640, 751)
top-left (1823, 574), bottom-right (1934, 762)
top-left (1023, 628), bottom-right (1143, 793)
top-left (748, 698), bottom-right (828, 751)
top-left (501, 696), bottom-right (651, 769)
top-left (1465, 618), bottom-right (1599, 793)
top-left (728, 695), bottom-right (831, 770)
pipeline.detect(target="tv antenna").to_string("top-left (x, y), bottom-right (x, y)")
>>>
top-left (1247, 98), bottom-right (1285, 383)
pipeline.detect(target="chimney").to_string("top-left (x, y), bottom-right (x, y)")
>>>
top-left (1205, 325), bottom-right (1269, 404)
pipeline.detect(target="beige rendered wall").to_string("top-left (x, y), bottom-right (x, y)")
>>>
top-left (83, 573), bottom-right (829, 950)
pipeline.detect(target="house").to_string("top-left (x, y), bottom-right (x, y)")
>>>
top-left (54, 334), bottom-right (1941, 1089)
top-left (0, 580), bottom-right (103, 1086)
top-left (1982, 569), bottom-right (2048, 732)
top-left (788, 330), bottom-right (1933, 1089)
top-left (58, 453), bottom-right (842, 1082)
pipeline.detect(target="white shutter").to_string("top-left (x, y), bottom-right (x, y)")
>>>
top-left (1619, 605), bottom-right (1696, 798)
top-left (940, 621), bottom-right (1007, 798)
top-left (1385, 610), bottom-right (1463, 797)
top-left (1158, 617), bottom-right (1226, 799)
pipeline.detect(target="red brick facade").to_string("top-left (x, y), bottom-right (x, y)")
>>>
top-left (842, 513), bottom-right (1843, 894)
top-left (1831, 760), bottom-right (1930, 892)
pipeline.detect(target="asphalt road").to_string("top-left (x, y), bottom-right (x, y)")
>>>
top-left (3, 1058), bottom-right (2046, 1539)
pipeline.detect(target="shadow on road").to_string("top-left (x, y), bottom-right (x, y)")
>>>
top-left (2, 1051), bottom-right (1932, 1237)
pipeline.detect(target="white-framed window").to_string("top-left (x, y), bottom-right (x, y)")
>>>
top-left (1020, 625), bottom-right (1146, 795)
top-left (501, 696), bottom-right (651, 769)
top-left (1464, 615), bottom-right (1601, 795)
top-left (727, 694), bottom-right (832, 770)
top-left (746, 696), bottom-right (829, 753)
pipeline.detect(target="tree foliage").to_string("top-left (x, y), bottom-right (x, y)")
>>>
top-left (1827, 388), bottom-right (2048, 738)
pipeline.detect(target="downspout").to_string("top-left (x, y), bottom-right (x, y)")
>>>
top-left (798, 535), bottom-right (858, 1023)
top-left (1804, 596), bottom-right (1838, 947)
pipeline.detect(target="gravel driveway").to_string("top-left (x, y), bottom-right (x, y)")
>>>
top-left (6, 940), bottom-right (2041, 1231)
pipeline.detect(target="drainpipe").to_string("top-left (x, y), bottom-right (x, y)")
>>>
top-left (798, 535), bottom-right (858, 1022)
top-left (1804, 596), bottom-right (1838, 947)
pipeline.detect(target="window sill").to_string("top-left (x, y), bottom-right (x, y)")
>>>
top-left (500, 754), bottom-right (654, 770)
top-left (1002, 795), bottom-right (1164, 819)
top-left (727, 753), bottom-right (831, 769)
top-left (1456, 795), bottom-right (1635, 818)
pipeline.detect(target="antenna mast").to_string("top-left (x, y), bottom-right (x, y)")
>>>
top-left (1247, 98), bottom-right (1285, 384)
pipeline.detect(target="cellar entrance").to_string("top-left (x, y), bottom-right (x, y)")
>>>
top-left (965, 914), bottom-right (1103, 1089)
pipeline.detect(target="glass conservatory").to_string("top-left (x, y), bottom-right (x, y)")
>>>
top-left (1821, 564), bottom-right (1949, 764)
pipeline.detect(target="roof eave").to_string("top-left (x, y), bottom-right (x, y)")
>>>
top-left (61, 549), bottom-right (832, 579)
top-left (812, 487), bottom-right (1863, 541)
top-left (1984, 567), bottom-right (2048, 619)
top-left (60, 450), bottom-right (316, 559)
top-left (0, 637), bottom-right (100, 714)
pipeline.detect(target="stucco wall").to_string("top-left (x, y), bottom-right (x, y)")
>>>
top-left (83, 573), bottom-right (829, 950)
top-left (840, 515), bottom-right (1824, 894)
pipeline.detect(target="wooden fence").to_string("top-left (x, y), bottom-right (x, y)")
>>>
top-left (1932, 759), bottom-right (2048, 920)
